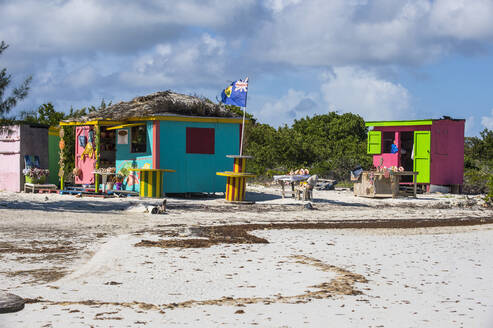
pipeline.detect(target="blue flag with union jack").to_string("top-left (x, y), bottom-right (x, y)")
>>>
top-left (221, 77), bottom-right (248, 107)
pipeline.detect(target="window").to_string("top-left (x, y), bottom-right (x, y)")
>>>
top-left (186, 127), bottom-right (215, 154)
top-left (382, 132), bottom-right (395, 153)
top-left (131, 126), bottom-right (147, 153)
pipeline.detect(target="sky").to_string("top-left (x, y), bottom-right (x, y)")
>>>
top-left (1, 0), bottom-right (493, 136)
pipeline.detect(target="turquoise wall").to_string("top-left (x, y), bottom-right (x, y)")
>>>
top-left (160, 121), bottom-right (239, 193)
top-left (115, 120), bottom-right (240, 194)
top-left (115, 122), bottom-right (153, 192)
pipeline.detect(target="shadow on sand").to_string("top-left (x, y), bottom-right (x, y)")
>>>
top-left (0, 198), bottom-right (134, 213)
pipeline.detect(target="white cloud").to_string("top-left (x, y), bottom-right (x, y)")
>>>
top-left (320, 67), bottom-right (412, 121)
top-left (481, 109), bottom-right (493, 130)
top-left (465, 116), bottom-right (476, 136)
top-left (0, 0), bottom-right (256, 59)
top-left (430, 0), bottom-right (493, 40)
top-left (264, 0), bottom-right (302, 13)
top-left (122, 34), bottom-right (227, 88)
top-left (254, 0), bottom-right (493, 67)
top-left (256, 89), bottom-right (320, 127)
top-left (3, 0), bottom-right (493, 122)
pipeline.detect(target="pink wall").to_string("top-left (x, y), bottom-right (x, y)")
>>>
top-left (0, 126), bottom-right (21, 192)
top-left (372, 120), bottom-right (465, 186)
top-left (373, 153), bottom-right (399, 168)
top-left (430, 120), bottom-right (464, 185)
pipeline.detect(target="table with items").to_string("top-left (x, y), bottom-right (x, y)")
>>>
top-left (273, 174), bottom-right (311, 198)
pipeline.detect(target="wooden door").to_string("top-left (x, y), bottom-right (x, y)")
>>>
top-left (75, 126), bottom-right (95, 184)
top-left (413, 131), bottom-right (431, 184)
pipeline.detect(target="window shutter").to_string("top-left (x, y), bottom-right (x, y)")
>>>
top-left (367, 131), bottom-right (382, 154)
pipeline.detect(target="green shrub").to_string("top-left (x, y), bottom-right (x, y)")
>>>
top-left (463, 169), bottom-right (490, 194)
top-left (486, 175), bottom-right (493, 203)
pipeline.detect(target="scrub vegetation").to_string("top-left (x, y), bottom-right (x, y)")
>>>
top-left (7, 88), bottom-right (493, 198)
top-left (463, 129), bottom-right (493, 199)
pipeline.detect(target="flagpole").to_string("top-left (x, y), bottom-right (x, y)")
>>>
top-left (240, 105), bottom-right (246, 156)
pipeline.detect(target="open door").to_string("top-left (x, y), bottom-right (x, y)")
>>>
top-left (413, 131), bottom-right (431, 183)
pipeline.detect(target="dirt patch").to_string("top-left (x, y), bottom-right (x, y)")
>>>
top-left (136, 225), bottom-right (268, 249)
top-left (3, 268), bottom-right (68, 284)
top-left (25, 255), bottom-right (367, 311)
top-left (135, 216), bottom-right (493, 249)
top-left (0, 246), bottom-right (76, 254)
top-left (293, 256), bottom-right (368, 297)
top-left (0, 239), bottom-right (77, 255)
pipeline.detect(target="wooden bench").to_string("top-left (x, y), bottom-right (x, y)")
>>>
top-left (24, 183), bottom-right (58, 194)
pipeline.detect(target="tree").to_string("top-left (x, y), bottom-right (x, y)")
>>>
top-left (20, 103), bottom-right (65, 126)
top-left (0, 41), bottom-right (32, 116)
top-left (463, 128), bottom-right (493, 194)
top-left (243, 112), bottom-right (372, 180)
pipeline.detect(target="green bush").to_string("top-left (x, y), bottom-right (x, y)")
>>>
top-left (463, 169), bottom-right (490, 194)
top-left (486, 175), bottom-right (493, 203)
top-left (244, 112), bottom-right (372, 181)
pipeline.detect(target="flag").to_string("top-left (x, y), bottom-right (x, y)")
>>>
top-left (221, 77), bottom-right (248, 107)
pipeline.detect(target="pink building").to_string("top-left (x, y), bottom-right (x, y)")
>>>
top-left (0, 124), bottom-right (49, 192)
top-left (366, 118), bottom-right (465, 191)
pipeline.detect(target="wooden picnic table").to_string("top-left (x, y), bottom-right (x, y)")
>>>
top-left (273, 175), bottom-right (311, 198)
top-left (24, 183), bottom-right (57, 193)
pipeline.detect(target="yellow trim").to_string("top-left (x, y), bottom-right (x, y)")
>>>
top-left (156, 171), bottom-right (161, 198)
top-left (48, 126), bottom-right (60, 136)
top-left (216, 171), bottom-right (256, 178)
top-left (238, 177), bottom-right (244, 201)
top-left (128, 116), bottom-right (245, 124)
top-left (147, 172), bottom-right (152, 197)
top-left (106, 123), bottom-right (146, 130)
top-left (61, 116), bottom-right (245, 126)
top-left (129, 168), bottom-right (176, 173)
top-left (60, 120), bottom-right (125, 126)
top-left (234, 177), bottom-right (239, 201)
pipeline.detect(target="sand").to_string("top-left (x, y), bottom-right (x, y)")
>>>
top-left (0, 185), bottom-right (492, 327)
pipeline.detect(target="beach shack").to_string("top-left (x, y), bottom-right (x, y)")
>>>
top-left (365, 118), bottom-right (465, 191)
top-left (0, 123), bottom-right (60, 192)
top-left (60, 91), bottom-right (243, 196)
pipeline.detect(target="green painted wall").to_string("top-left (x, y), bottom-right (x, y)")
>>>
top-left (366, 120), bottom-right (433, 127)
top-left (48, 133), bottom-right (60, 185)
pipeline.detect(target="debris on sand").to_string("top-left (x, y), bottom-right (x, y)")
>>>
top-left (135, 216), bottom-right (493, 249)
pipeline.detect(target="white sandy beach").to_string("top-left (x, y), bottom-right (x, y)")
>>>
top-left (1, 186), bottom-right (492, 327)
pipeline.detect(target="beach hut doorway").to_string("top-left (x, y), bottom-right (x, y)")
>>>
top-left (400, 131), bottom-right (414, 182)
top-left (99, 127), bottom-right (116, 168)
top-left (75, 126), bottom-right (96, 184)
top-left (413, 131), bottom-right (431, 184)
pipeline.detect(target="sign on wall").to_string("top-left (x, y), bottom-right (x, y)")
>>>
top-left (117, 129), bottom-right (128, 144)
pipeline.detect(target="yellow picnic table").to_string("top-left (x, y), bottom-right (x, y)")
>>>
top-left (129, 168), bottom-right (176, 198)
top-left (216, 155), bottom-right (256, 202)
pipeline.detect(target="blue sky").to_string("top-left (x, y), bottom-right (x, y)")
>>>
top-left (1, 0), bottom-right (493, 136)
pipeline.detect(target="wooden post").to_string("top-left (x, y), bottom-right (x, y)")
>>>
top-left (94, 125), bottom-right (100, 193)
top-left (413, 172), bottom-right (417, 198)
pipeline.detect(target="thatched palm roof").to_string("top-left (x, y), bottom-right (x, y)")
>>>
top-left (64, 91), bottom-right (238, 122)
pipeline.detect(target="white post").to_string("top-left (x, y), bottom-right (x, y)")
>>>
top-left (240, 105), bottom-right (246, 156)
